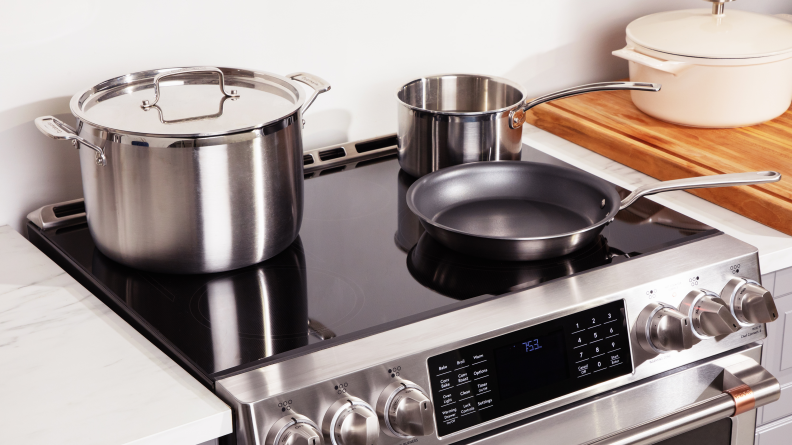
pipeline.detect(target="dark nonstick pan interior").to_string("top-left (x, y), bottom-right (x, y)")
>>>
top-left (406, 161), bottom-right (780, 261)
top-left (408, 161), bottom-right (621, 239)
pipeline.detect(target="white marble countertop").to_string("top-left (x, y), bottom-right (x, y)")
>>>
top-left (522, 125), bottom-right (792, 274)
top-left (0, 226), bottom-right (232, 445)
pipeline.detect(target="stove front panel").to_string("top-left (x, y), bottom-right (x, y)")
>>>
top-left (217, 234), bottom-right (766, 445)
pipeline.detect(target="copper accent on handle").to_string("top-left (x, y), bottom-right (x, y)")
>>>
top-left (726, 384), bottom-right (756, 416)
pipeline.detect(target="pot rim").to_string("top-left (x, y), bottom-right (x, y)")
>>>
top-left (395, 73), bottom-right (527, 116)
top-left (627, 38), bottom-right (792, 66)
top-left (69, 66), bottom-right (307, 139)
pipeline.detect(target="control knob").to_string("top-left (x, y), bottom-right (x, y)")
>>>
top-left (266, 413), bottom-right (324, 445)
top-left (679, 289), bottom-right (740, 339)
top-left (721, 278), bottom-right (778, 326)
top-left (376, 380), bottom-right (434, 438)
top-left (636, 302), bottom-right (695, 353)
top-left (322, 396), bottom-right (379, 445)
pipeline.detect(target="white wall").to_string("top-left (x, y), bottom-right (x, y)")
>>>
top-left (1, 0), bottom-right (790, 233)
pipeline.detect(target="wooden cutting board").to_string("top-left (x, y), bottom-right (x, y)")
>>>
top-left (524, 90), bottom-right (792, 236)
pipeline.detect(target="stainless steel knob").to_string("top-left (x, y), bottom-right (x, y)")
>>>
top-left (266, 414), bottom-right (324, 445)
top-left (322, 396), bottom-right (379, 445)
top-left (636, 302), bottom-right (695, 353)
top-left (679, 289), bottom-right (741, 339)
top-left (376, 380), bottom-right (434, 438)
top-left (721, 277), bottom-right (778, 326)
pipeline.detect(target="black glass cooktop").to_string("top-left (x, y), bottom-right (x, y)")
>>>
top-left (26, 141), bottom-right (719, 389)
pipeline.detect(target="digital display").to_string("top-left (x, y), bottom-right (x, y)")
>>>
top-left (494, 329), bottom-right (568, 400)
top-left (427, 300), bottom-right (632, 437)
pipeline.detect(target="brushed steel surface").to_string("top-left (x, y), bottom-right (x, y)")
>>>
top-left (375, 380), bottom-right (434, 438)
top-left (723, 278), bottom-right (779, 326)
top-left (508, 82), bottom-right (661, 130)
top-left (35, 66), bottom-right (332, 274)
top-left (216, 234), bottom-right (770, 445)
top-left (26, 198), bottom-right (86, 230)
top-left (636, 302), bottom-right (695, 353)
top-left (140, 67), bottom-right (239, 110)
top-left (586, 357), bottom-right (780, 445)
top-left (679, 290), bottom-right (740, 339)
top-left (322, 397), bottom-right (379, 445)
top-left (618, 171), bottom-right (781, 211)
top-left (75, 115), bottom-right (304, 273)
top-left (70, 67), bottom-right (323, 138)
top-left (266, 414), bottom-right (324, 445)
top-left (396, 74), bottom-right (524, 178)
top-left (405, 162), bottom-right (781, 261)
top-left (395, 75), bottom-right (660, 177)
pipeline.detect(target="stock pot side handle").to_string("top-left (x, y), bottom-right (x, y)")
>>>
top-left (612, 47), bottom-right (693, 76)
top-left (509, 81), bottom-right (661, 129)
top-left (34, 116), bottom-right (107, 166)
top-left (287, 72), bottom-right (331, 115)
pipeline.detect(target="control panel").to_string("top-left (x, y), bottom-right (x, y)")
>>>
top-left (426, 300), bottom-right (631, 436)
top-left (215, 235), bottom-right (778, 445)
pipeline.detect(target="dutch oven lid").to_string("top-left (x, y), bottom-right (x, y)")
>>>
top-left (71, 67), bottom-right (308, 137)
top-left (626, 8), bottom-right (792, 59)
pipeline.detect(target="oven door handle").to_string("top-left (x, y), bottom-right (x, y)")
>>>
top-left (583, 359), bottom-right (780, 445)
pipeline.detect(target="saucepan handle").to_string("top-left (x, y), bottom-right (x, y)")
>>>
top-left (140, 67), bottom-right (239, 109)
top-left (619, 171), bottom-right (782, 211)
top-left (287, 72), bottom-right (331, 114)
top-left (509, 81), bottom-right (662, 129)
top-left (34, 116), bottom-right (106, 166)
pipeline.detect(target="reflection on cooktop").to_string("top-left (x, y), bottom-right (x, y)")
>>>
top-left (30, 146), bottom-right (718, 382)
top-left (91, 238), bottom-right (311, 375)
top-left (408, 233), bottom-right (621, 300)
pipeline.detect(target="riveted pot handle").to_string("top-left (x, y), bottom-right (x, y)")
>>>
top-left (612, 47), bottom-right (693, 76)
top-left (287, 72), bottom-right (331, 114)
top-left (140, 67), bottom-right (240, 109)
top-left (34, 116), bottom-right (106, 166)
top-left (509, 81), bottom-right (661, 129)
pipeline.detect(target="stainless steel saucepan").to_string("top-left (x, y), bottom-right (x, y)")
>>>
top-left (396, 75), bottom-right (661, 177)
top-left (406, 161), bottom-right (781, 261)
top-left (35, 66), bottom-right (330, 274)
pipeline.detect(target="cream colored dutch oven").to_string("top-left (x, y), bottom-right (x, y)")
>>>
top-left (613, 0), bottom-right (792, 128)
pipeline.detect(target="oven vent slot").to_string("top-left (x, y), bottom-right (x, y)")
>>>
top-left (303, 154), bottom-right (315, 166)
top-left (318, 147), bottom-right (346, 161)
top-left (53, 201), bottom-right (86, 218)
top-left (356, 135), bottom-right (398, 153)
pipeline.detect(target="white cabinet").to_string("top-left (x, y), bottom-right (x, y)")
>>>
top-left (758, 269), bottom-right (792, 431)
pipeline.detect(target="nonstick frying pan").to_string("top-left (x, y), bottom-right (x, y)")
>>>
top-left (405, 162), bottom-right (781, 261)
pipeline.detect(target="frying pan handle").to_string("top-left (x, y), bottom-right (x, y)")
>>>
top-left (619, 171), bottom-right (782, 211)
top-left (509, 81), bottom-right (662, 129)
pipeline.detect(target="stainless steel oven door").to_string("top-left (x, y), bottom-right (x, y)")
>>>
top-left (465, 344), bottom-right (778, 445)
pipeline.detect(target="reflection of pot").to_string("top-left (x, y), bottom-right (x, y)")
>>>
top-left (395, 169), bottom-right (424, 252)
top-left (91, 238), bottom-right (309, 374)
top-left (407, 233), bottom-right (618, 300)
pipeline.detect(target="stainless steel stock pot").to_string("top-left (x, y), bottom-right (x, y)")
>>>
top-left (396, 74), bottom-right (660, 177)
top-left (35, 66), bottom-right (330, 274)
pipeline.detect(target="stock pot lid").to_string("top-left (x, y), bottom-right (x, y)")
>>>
top-left (70, 67), bottom-right (305, 137)
top-left (626, 9), bottom-right (792, 59)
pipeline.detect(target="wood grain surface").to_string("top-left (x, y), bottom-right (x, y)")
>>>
top-left (524, 90), bottom-right (792, 236)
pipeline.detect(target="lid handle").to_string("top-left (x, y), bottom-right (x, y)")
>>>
top-left (140, 67), bottom-right (240, 109)
top-left (704, 0), bottom-right (735, 16)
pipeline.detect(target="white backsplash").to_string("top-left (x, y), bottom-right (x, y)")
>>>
top-left (1, 0), bottom-right (789, 232)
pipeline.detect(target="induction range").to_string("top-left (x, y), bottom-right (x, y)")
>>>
top-left (26, 134), bottom-right (780, 445)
